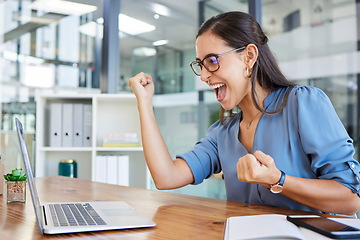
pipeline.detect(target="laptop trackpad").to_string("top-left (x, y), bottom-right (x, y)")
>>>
top-left (101, 208), bottom-right (138, 217)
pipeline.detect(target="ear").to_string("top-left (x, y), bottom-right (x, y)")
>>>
top-left (244, 43), bottom-right (258, 69)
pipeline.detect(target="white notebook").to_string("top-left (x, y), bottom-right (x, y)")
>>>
top-left (223, 214), bottom-right (360, 240)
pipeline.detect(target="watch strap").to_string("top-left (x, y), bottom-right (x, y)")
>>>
top-left (270, 170), bottom-right (286, 194)
top-left (277, 170), bottom-right (285, 186)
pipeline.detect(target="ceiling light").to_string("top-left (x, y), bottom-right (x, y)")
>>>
top-left (152, 40), bottom-right (168, 46)
top-left (133, 47), bottom-right (156, 57)
top-left (79, 21), bottom-right (126, 39)
top-left (80, 14), bottom-right (156, 38)
top-left (150, 3), bottom-right (171, 17)
top-left (30, 0), bottom-right (97, 16)
top-left (154, 14), bottom-right (160, 20)
top-left (118, 14), bottom-right (155, 35)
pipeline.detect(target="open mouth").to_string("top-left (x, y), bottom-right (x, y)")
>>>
top-left (210, 83), bottom-right (227, 102)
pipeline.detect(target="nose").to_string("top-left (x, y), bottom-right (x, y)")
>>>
top-left (200, 67), bottom-right (211, 82)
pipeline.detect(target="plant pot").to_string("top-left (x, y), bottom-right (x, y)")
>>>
top-left (6, 181), bottom-right (26, 203)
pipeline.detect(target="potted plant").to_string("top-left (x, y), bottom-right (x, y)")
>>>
top-left (4, 168), bottom-right (27, 203)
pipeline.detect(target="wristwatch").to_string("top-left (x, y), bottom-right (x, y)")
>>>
top-left (270, 170), bottom-right (285, 194)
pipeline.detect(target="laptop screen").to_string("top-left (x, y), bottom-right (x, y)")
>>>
top-left (15, 118), bottom-right (45, 233)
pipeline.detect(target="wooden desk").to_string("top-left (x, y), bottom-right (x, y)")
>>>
top-left (0, 176), bottom-right (330, 239)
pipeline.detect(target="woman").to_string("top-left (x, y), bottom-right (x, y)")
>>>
top-left (128, 11), bottom-right (360, 215)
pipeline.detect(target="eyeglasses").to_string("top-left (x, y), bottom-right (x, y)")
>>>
top-left (190, 46), bottom-right (245, 76)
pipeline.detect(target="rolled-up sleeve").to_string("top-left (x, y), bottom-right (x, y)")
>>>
top-left (176, 122), bottom-right (221, 185)
top-left (293, 86), bottom-right (360, 195)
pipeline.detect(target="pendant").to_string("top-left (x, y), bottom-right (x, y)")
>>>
top-left (247, 122), bottom-right (250, 129)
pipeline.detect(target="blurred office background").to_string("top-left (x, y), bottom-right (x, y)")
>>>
top-left (0, 0), bottom-right (359, 200)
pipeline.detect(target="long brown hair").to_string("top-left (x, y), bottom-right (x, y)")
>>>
top-left (197, 11), bottom-right (296, 124)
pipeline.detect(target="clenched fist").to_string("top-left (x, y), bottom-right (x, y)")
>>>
top-left (236, 150), bottom-right (282, 188)
top-left (128, 72), bottom-right (154, 104)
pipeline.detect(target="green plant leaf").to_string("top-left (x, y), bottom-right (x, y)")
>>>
top-left (4, 168), bottom-right (27, 181)
top-left (19, 175), bottom-right (27, 181)
top-left (12, 168), bottom-right (22, 177)
top-left (8, 175), bottom-right (18, 181)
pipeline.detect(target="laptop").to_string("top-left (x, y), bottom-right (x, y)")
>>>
top-left (15, 118), bottom-right (156, 234)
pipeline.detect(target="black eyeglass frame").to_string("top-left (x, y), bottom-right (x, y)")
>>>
top-left (190, 46), bottom-right (246, 76)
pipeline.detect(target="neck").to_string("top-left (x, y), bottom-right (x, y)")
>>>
top-left (238, 83), bottom-right (270, 117)
top-left (243, 110), bottom-right (262, 129)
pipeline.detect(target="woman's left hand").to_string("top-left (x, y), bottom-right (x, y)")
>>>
top-left (237, 150), bottom-right (360, 215)
top-left (236, 150), bottom-right (281, 187)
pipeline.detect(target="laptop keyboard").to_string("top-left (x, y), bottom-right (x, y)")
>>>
top-left (49, 203), bottom-right (107, 227)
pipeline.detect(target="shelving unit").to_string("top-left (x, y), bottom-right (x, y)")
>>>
top-left (35, 93), bottom-right (150, 189)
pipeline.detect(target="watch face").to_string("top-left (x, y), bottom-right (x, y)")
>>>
top-left (270, 184), bottom-right (283, 194)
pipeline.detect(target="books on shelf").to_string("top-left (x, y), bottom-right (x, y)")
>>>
top-left (102, 133), bottom-right (140, 148)
top-left (102, 142), bottom-right (140, 147)
top-left (223, 214), bottom-right (360, 240)
top-left (49, 103), bottom-right (92, 148)
top-left (95, 155), bottom-right (129, 186)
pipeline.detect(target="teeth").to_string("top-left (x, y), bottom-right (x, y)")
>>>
top-left (209, 83), bottom-right (225, 89)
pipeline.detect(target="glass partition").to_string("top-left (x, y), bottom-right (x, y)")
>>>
top-left (125, 0), bottom-right (199, 94)
top-left (263, 0), bottom-right (359, 158)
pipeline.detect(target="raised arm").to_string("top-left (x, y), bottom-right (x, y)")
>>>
top-left (128, 72), bottom-right (194, 190)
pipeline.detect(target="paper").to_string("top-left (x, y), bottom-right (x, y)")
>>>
top-left (223, 214), bottom-right (360, 240)
top-left (224, 214), bottom-right (305, 240)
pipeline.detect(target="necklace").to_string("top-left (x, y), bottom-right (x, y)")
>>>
top-left (244, 111), bottom-right (262, 129)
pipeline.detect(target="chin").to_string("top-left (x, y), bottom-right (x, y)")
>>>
top-left (221, 103), bottom-right (236, 111)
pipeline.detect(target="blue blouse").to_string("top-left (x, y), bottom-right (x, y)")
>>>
top-left (177, 86), bottom-right (360, 213)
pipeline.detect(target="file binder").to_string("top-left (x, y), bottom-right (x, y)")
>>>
top-left (107, 155), bottom-right (118, 184)
top-left (61, 103), bottom-right (73, 147)
top-left (95, 155), bottom-right (107, 183)
top-left (117, 155), bottom-right (129, 186)
top-left (83, 104), bottom-right (92, 147)
top-left (49, 103), bottom-right (62, 147)
top-left (72, 104), bottom-right (84, 147)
